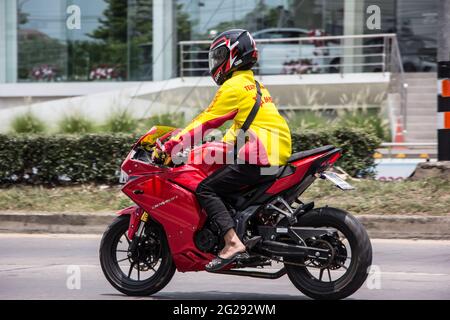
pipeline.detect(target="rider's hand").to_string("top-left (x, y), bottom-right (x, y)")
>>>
top-left (163, 155), bottom-right (172, 166)
top-left (163, 139), bottom-right (179, 155)
top-left (151, 145), bottom-right (166, 163)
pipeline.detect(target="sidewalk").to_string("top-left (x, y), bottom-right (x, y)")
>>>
top-left (0, 211), bottom-right (449, 239)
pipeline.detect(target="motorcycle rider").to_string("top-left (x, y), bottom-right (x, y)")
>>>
top-left (163, 29), bottom-right (292, 271)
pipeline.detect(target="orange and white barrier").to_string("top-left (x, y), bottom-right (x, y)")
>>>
top-left (438, 61), bottom-right (450, 160)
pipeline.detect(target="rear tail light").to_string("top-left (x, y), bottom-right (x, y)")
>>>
top-left (317, 150), bottom-right (341, 172)
top-left (328, 152), bottom-right (341, 164)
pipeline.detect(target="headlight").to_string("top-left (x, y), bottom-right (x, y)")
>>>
top-left (119, 169), bottom-right (129, 184)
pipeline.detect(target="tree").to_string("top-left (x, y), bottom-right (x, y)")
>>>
top-left (89, 0), bottom-right (153, 43)
top-left (202, 1), bottom-right (294, 37)
top-left (86, 0), bottom-right (192, 80)
top-left (89, 0), bottom-right (128, 42)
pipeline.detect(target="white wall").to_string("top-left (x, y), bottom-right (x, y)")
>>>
top-left (0, 73), bottom-right (390, 132)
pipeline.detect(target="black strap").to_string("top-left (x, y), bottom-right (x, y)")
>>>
top-left (241, 81), bottom-right (262, 133)
top-left (235, 81), bottom-right (262, 159)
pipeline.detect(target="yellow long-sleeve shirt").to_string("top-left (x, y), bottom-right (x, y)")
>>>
top-left (164, 70), bottom-right (292, 166)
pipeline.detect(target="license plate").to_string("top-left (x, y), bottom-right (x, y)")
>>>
top-left (321, 171), bottom-right (355, 190)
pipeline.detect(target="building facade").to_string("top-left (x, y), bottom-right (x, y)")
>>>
top-left (0, 0), bottom-right (441, 85)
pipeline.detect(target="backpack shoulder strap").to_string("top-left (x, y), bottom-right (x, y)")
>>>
top-left (234, 81), bottom-right (262, 160)
top-left (240, 80), bottom-right (262, 133)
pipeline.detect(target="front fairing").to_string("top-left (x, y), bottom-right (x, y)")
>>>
top-left (136, 125), bottom-right (178, 149)
top-left (121, 126), bottom-right (180, 178)
top-left (186, 141), bottom-right (231, 175)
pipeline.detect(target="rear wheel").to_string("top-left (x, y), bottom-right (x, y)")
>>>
top-left (285, 207), bottom-right (372, 300)
top-left (99, 215), bottom-right (175, 296)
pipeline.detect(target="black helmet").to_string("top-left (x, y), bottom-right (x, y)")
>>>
top-left (208, 29), bottom-right (258, 85)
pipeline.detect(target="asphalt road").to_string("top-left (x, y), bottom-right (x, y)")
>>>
top-left (0, 234), bottom-right (449, 300)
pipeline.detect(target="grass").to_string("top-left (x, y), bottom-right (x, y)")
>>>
top-left (0, 185), bottom-right (132, 212)
top-left (104, 110), bottom-right (136, 133)
top-left (0, 178), bottom-right (448, 215)
top-left (58, 114), bottom-right (95, 134)
top-left (301, 178), bottom-right (450, 216)
top-left (11, 112), bottom-right (47, 134)
top-left (285, 110), bottom-right (332, 131)
top-left (284, 108), bottom-right (390, 141)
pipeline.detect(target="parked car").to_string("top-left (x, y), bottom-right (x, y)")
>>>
top-left (400, 37), bottom-right (437, 72)
top-left (252, 28), bottom-right (341, 75)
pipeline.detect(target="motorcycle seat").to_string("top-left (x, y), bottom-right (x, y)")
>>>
top-left (287, 145), bottom-right (335, 163)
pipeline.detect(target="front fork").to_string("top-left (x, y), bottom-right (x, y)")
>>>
top-left (128, 211), bottom-right (149, 253)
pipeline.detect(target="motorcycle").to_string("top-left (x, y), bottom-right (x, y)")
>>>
top-left (100, 125), bottom-right (372, 300)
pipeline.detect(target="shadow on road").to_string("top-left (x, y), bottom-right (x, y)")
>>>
top-left (101, 291), bottom-right (310, 300)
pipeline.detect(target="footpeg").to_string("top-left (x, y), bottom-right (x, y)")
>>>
top-left (293, 201), bottom-right (314, 219)
top-left (244, 236), bottom-right (262, 249)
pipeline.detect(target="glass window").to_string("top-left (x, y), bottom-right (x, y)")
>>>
top-left (15, 0), bottom-right (439, 82)
top-left (17, 0), bottom-right (68, 81)
top-left (396, 0), bottom-right (438, 71)
top-left (17, 0), bottom-right (154, 82)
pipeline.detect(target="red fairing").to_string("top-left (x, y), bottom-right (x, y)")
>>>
top-left (117, 205), bottom-right (143, 239)
top-left (265, 152), bottom-right (328, 194)
top-left (121, 174), bottom-right (214, 271)
top-left (118, 129), bottom-right (341, 272)
top-left (170, 166), bottom-right (208, 192)
top-left (168, 142), bottom-right (230, 191)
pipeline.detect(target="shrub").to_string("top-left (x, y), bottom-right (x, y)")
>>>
top-left (285, 108), bottom-right (390, 141)
top-left (292, 127), bottom-right (381, 176)
top-left (337, 109), bottom-right (390, 142)
top-left (58, 114), bottom-right (95, 133)
top-left (143, 113), bottom-right (186, 129)
top-left (0, 134), bottom-right (137, 185)
top-left (104, 110), bottom-right (136, 133)
top-left (0, 127), bottom-right (380, 185)
top-left (10, 112), bottom-right (46, 134)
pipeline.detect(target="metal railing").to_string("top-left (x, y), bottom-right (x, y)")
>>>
top-left (179, 33), bottom-right (407, 135)
top-left (388, 35), bottom-right (408, 132)
top-left (379, 142), bottom-right (437, 159)
top-left (179, 33), bottom-right (401, 76)
top-left (380, 142), bottom-right (437, 148)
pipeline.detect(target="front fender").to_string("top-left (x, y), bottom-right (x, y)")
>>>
top-left (117, 205), bottom-right (144, 239)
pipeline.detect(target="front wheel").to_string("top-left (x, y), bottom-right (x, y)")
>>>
top-left (99, 215), bottom-right (176, 296)
top-left (285, 207), bottom-right (372, 300)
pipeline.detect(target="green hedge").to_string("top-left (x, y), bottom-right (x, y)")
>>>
top-left (292, 127), bottom-right (381, 176)
top-left (0, 134), bottom-right (137, 185)
top-left (0, 128), bottom-right (380, 185)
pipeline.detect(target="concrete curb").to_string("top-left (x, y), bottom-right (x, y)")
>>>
top-left (0, 212), bottom-right (114, 235)
top-left (0, 211), bottom-right (449, 239)
top-left (356, 215), bottom-right (450, 240)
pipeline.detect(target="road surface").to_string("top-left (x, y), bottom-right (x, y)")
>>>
top-left (0, 234), bottom-right (449, 300)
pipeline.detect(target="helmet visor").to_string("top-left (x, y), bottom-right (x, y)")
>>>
top-left (208, 46), bottom-right (228, 74)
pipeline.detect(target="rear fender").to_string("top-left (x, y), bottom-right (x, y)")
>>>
top-left (117, 205), bottom-right (144, 239)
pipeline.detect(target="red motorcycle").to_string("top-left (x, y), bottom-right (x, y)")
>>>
top-left (100, 126), bottom-right (372, 300)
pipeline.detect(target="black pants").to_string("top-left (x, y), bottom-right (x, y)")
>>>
top-left (196, 164), bottom-right (269, 236)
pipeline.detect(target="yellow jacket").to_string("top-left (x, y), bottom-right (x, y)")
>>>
top-left (164, 70), bottom-right (292, 166)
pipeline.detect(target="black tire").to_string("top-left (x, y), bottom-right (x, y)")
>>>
top-left (285, 207), bottom-right (372, 300)
top-left (99, 215), bottom-right (176, 296)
